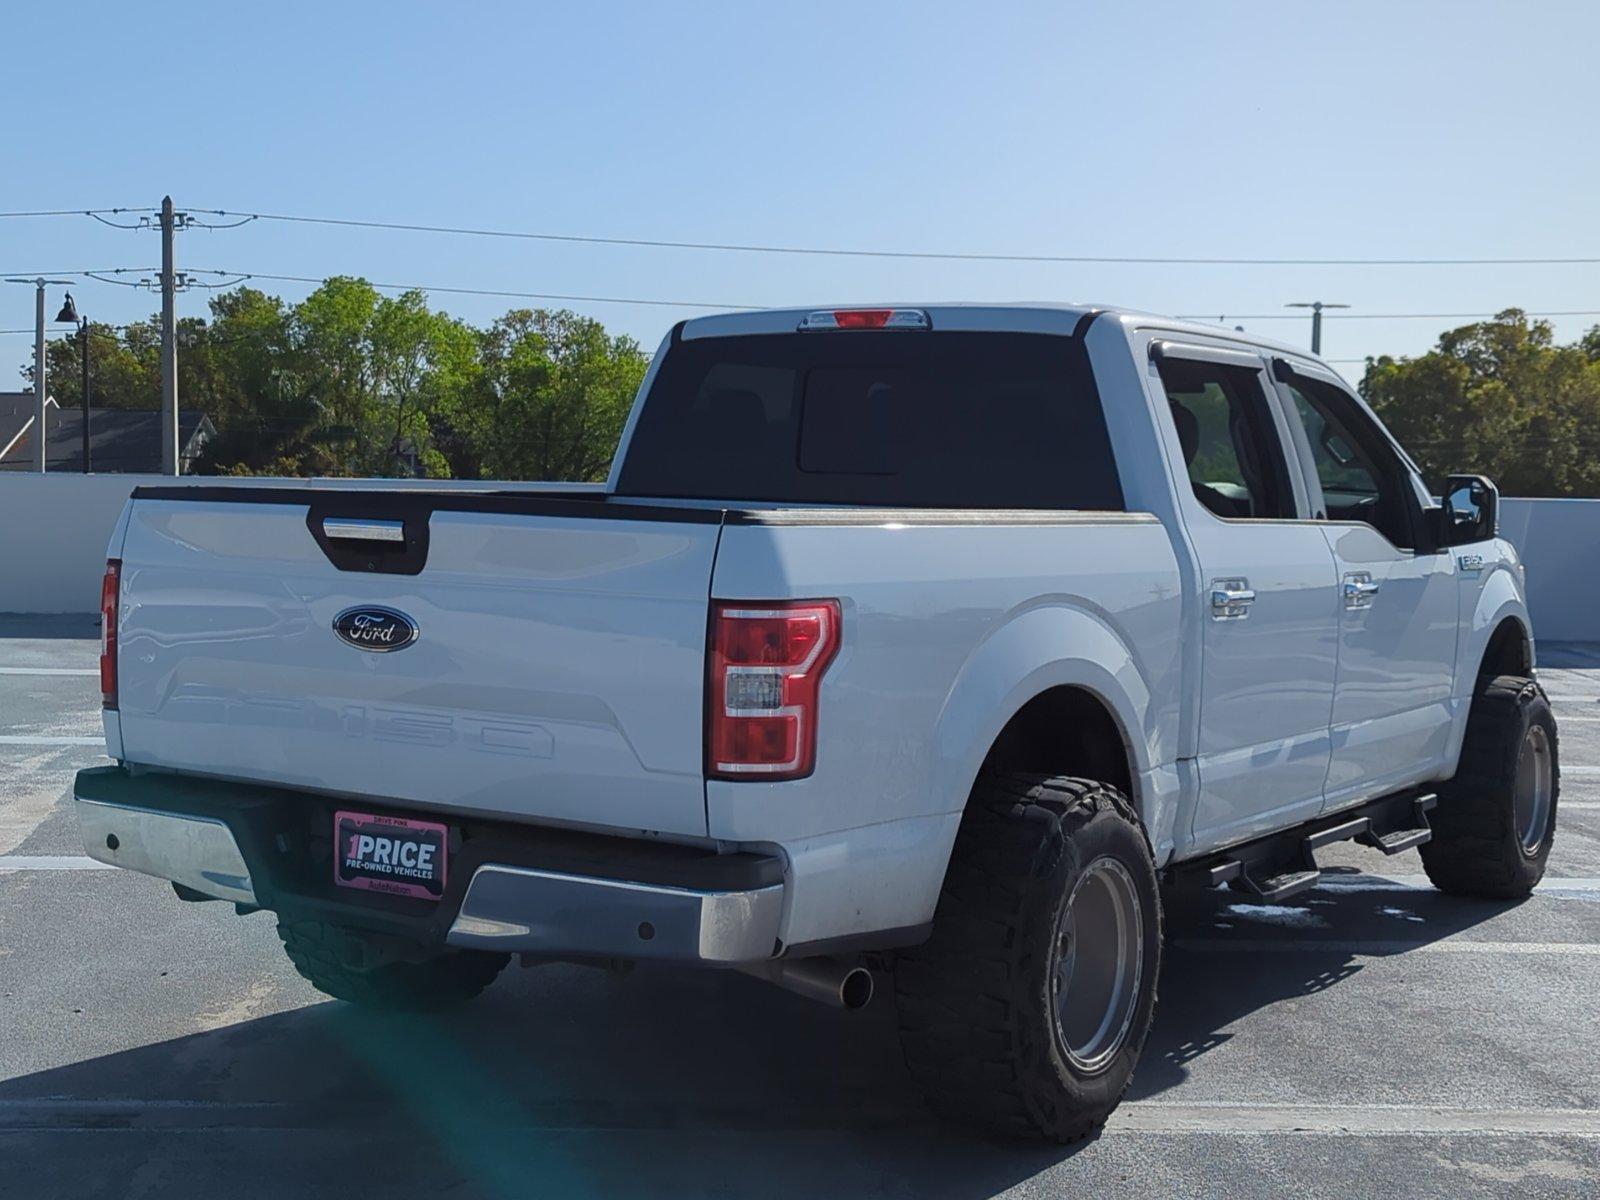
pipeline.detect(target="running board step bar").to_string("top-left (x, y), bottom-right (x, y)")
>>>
top-left (1177, 792), bottom-right (1438, 905)
top-left (1202, 846), bottom-right (1321, 904)
top-left (1240, 865), bottom-right (1321, 904)
top-left (1358, 793), bottom-right (1437, 855)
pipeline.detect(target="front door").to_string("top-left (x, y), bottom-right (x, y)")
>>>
top-left (1278, 371), bottom-right (1459, 808)
top-left (1154, 346), bottom-right (1341, 852)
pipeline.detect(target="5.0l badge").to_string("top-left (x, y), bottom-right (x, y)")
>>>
top-left (332, 606), bottom-right (420, 652)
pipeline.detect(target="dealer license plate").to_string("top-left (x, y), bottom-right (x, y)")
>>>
top-left (334, 810), bottom-right (448, 900)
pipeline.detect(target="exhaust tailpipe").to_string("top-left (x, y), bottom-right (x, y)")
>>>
top-left (738, 956), bottom-right (874, 1010)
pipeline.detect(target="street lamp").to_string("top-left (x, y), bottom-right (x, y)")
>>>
top-left (1285, 301), bottom-right (1351, 356)
top-left (4, 276), bottom-right (76, 472)
top-left (55, 293), bottom-right (91, 474)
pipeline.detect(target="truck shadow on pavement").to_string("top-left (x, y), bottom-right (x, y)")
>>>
top-left (3, 875), bottom-right (1516, 1199)
top-left (1133, 868), bottom-right (1518, 1100)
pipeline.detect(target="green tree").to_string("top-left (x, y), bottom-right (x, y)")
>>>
top-left (445, 309), bottom-right (647, 481)
top-left (25, 280), bottom-right (646, 481)
top-left (1361, 310), bottom-right (1600, 497)
top-left (192, 288), bottom-right (334, 475)
top-left (39, 319), bottom-right (157, 411)
top-left (281, 278), bottom-right (476, 477)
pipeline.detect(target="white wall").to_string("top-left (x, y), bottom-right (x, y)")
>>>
top-left (1, 473), bottom-right (160, 614)
top-left (0, 473), bottom-right (589, 616)
top-left (1, 474), bottom-right (1596, 642)
top-left (1499, 498), bottom-right (1597, 643)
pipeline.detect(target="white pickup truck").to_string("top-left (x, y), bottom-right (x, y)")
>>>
top-left (75, 304), bottom-right (1559, 1141)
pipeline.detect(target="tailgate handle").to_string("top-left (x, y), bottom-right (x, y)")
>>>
top-left (322, 518), bottom-right (406, 544)
top-left (306, 503), bottom-right (430, 576)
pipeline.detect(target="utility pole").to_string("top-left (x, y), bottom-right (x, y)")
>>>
top-left (33, 284), bottom-right (44, 473)
top-left (1285, 300), bottom-right (1350, 356)
top-left (5, 276), bottom-right (76, 472)
top-left (81, 314), bottom-right (91, 473)
top-left (160, 196), bottom-right (180, 476)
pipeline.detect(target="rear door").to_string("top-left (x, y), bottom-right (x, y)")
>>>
top-left (114, 490), bottom-right (721, 837)
top-left (1272, 369), bottom-right (1459, 807)
top-left (1151, 343), bottom-right (1342, 852)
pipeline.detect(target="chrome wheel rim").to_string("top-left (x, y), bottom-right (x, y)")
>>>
top-left (1514, 723), bottom-right (1554, 854)
top-left (1051, 855), bottom-right (1144, 1074)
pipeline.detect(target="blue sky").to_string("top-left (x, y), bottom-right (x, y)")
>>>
top-left (3, 1), bottom-right (1596, 386)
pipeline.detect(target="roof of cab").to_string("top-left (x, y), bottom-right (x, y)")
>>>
top-left (677, 303), bottom-right (1330, 371)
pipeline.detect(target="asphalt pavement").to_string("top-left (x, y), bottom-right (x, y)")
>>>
top-left (2, 614), bottom-right (1598, 1198)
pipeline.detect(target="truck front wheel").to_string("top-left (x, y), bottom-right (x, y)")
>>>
top-left (895, 774), bottom-right (1161, 1142)
top-left (276, 919), bottom-right (509, 1011)
top-left (1421, 674), bottom-right (1560, 898)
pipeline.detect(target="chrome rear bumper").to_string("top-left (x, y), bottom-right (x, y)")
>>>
top-left (73, 783), bottom-right (782, 965)
top-left (75, 796), bottom-right (257, 906)
top-left (446, 864), bottom-right (782, 964)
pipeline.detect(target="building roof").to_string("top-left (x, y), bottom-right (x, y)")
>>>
top-left (0, 393), bottom-right (54, 463)
top-left (0, 402), bottom-right (214, 473)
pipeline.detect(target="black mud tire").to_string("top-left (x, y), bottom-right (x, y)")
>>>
top-left (276, 919), bottom-right (509, 1011)
top-left (894, 774), bottom-right (1162, 1143)
top-left (1421, 674), bottom-right (1560, 898)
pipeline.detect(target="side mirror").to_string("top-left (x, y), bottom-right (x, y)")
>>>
top-left (1441, 474), bottom-right (1498, 545)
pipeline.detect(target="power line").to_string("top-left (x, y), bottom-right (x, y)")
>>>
top-left (86, 212), bottom-right (155, 230)
top-left (191, 207), bottom-right (1600, 267)
top-left (192, 268), bottom-right (762, 310)
top-left (1, 324), bottom-right (134, 336)
top-left (1181, 309), bottom-right (1600, 322)
top-left (0, 207), bottom-right (152, 219)
top-left (211, 277), bottom-right (1600, 322)
top-left (13, 262), bottom-right (1600, 327)
top-left (0, 268), bottom-right (152, 279)
top-left (9, 199), bottom-right (1600, 267)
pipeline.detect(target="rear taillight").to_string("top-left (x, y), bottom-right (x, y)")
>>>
top-left (100, 560), bottom-right (120, 709)
top-left (708, 600), bottom-right (841, 780)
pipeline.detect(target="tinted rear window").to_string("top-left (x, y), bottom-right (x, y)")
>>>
top-left (614, 331), bottom-right (1123, 509)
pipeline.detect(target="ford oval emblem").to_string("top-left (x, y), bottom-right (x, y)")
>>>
top-left (332, 606), bottom-right (419, 653)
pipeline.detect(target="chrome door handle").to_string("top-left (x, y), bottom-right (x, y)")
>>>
top-left (1210, 578), bottom-right (1256, 621)
top-left (1343, 572), bottom-right (1380, 609)
top-left (322, 518), bottom-right (406, 543)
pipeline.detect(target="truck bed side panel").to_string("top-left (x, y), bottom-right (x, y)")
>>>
top-left (707, 516), bottom-right (1184, 944)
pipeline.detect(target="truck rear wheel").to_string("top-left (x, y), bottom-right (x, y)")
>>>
top-left (1421, 674), bottom-right (1560, 898)
top-left (277, 919), bottom-right (509, 1011)
top-left (895, 774), bottom-right (1161, 1142)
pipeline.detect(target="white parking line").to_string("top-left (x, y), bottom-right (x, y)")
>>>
top-left (1, 1096), bottom-right (1595, 1138)
top-left (1316, 874), bottom-right (1600, 894)
top-left (1547, 694), bottom-right (1600, 703)
top-left (0, 735), bottom-right (103, 746)
top-left (0, 667), bottom-right (98, 676)
top-left (1565, 766), bottom-right (1600, 776)
top-left (1111, 1100), bottom-right (1600, 1137)
top-left (1174, 939), bottom-right (1600, 956)
top-left (0, 856), bottom-right (114, 872)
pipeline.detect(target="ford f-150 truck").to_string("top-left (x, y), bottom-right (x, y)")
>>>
top-left (74, 304), bottom-right (1559, 1142)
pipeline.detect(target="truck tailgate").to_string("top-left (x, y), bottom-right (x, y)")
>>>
top-left (114, 493), bottom-right (721, 837)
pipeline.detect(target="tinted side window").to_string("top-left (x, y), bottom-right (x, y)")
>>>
top-left (617, 332), bottom-right (1123, 510)
top-left (1287, 379), bottom-right (1414, 549)
top-left (1157, 358), bottom-right (1294, 520)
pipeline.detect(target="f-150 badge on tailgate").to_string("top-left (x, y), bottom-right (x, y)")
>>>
top-left (332, 606), bottom-right (419, 652)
